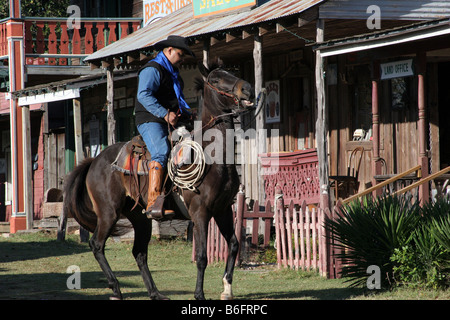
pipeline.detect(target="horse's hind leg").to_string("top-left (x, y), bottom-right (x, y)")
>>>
top-left (89, 212), bottom-right (122, 300)
top-left (127, 212), bottom-right (168, 300)
top-left (214, 207), bottom-right (239, 300)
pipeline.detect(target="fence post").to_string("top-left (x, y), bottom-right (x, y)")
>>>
top-left (274, 187), bottom-right (284, 268)
top-left (235, 184), bottom-right (245, 266)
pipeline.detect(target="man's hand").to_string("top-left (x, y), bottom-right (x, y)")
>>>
top-left (164, 111), bottom-right (179, 126)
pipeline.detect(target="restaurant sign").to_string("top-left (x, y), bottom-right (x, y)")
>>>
top-left (193, 0), bottom-right (256, 18)
top-left (380, 59), bottom-right (414, 80)
top-left (143, 0), bottom-right (192, 26)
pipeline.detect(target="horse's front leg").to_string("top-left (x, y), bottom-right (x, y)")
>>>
top-left (192, 209), bottom-right (210, 300)
top-left (215, 207), bottom-right (239, 300)
top-left (128, 213), bottom-right (169, 300)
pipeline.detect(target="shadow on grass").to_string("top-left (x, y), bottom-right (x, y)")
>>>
top-left (0, 238), bottom-right (91, 263)
top-left (236, 287), bottom-right (365, 300)
top-left (0, 269), bottom-right (189, 300)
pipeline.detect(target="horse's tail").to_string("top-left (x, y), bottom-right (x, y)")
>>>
top-left (64, 157), bottom-right (133, 237)
top-left (64, 158), bottom-right (98, 233)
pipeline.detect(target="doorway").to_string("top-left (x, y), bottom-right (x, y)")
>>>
top-left (438, 62), bottom-right (450, 168)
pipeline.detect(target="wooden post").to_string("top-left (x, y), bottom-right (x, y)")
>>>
top-left (315, 19), bottom-right (330, 211)
top-left (202, 39), bottom-right (209, 68)
top-left (72, 97), bottom-right (89, 242)
top-left (254, 34), bottom-right (265, 203)
top-left (372, 60), bottom-right (382, 197)
top-left (72, 98), bottom-right (84, 164)
top-left (235, 185), bottom-right (245, 266)
top-left (106, 65), bottom-right (116, 146)
top-left (8, 0), bottom-right (27, 233)
top-left (22, 105), bottom-right (33, 230)
top-left (417, 51), bottom-right (429, 205)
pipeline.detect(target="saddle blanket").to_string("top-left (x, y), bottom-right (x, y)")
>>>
top-left (111, 140), bottom-right (151, 175)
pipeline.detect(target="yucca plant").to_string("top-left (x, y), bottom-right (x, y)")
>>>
top-left (325, 194), bottom-right (421, 288)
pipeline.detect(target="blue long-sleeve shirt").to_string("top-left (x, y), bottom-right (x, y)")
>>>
top-left (137, 67), bottom-right (168, 119)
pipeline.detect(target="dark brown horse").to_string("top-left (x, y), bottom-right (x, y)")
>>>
top-left (62, 62), bottom-right (254, 300)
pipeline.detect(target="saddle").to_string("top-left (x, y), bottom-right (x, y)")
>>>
top-left (111, 135), bottom-right (152, 176)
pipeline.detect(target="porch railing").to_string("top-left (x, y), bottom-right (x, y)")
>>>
top-left (0, 17), bottom-right (142, 65)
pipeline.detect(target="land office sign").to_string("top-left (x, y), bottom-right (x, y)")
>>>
top-left (193, 0), bottom-right (256, 18)
top-left (380, 59), bottom-right (414, 80)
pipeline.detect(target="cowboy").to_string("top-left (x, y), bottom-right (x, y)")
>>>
top-left (135, 35), bottom-right (195, 219)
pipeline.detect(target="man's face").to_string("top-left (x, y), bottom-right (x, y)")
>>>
top-left (164, 47), bottom-right (186, 68)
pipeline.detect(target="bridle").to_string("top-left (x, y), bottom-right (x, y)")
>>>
top-left (205, 71), bottom-right (241, 106)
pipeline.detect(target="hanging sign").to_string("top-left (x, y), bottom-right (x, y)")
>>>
top-left (193, 0), bottom-right (256, 18)
top-left (380, 59), bottom-right (414, 80)
top-left (265, 80), bottom-right (280, 124)
top-left (143, 0), bottom-right (192, 26)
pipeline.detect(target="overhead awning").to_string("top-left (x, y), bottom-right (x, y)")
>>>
top-left (11, 69), bottom-right (137, 106)
top-left (84, 0), bottom-right (326, 65)
top-left (313, 18), bottom-right (450, 57)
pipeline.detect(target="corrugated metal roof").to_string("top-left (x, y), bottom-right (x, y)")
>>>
top-left (85, 0), bottom-right (325, 62)
top-left (320, 0), bottom-right (450, 21)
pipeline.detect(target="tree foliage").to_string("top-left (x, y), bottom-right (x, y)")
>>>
top-left (0, 0), bottom-right (71, 19)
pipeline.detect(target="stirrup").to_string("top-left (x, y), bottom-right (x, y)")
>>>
top-left (144, 195), bottom-right (175, 220)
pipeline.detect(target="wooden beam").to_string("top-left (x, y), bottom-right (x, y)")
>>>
top-left (242, 29), bottom-right (252, 39)
top-left (106, 66), bottom-right (116, 146)
top-left (393, 166), bottom-right (450, 197)
top-left (22, 105), bottom-right (33, 230)
top-left (72, 98), bottom-right (84, 165)
top-left (315, 19), bottom-right (330, 210)
top-left (210, 36), bottom-right (220, 46)
top-left (90, 61), bottom-right (100, 70)
top-left (254, 34), bottom-right (265, 202)
top-left (258, 26), bottom-right (269, 36)
top-left (276, 23), bottom-right (285, 33)
top-left (298, 6), bottom-right (318, 27)
top-left (101, 59), bottom-right (113, 69)
top-left (203, 39), bottom-right (210, 68)
top-left (226, 33), bottom-right (236, 43)
top-left (343, 165), bottom-right (422, 204)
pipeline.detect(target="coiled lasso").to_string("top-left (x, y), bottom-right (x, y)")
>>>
top-left (168, 138), bottom-right (205, 191)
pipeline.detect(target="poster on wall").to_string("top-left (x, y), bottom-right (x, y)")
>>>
top-left (143, 0), bottom-right (192, 26)
top-left (265, 80), bottom-right (280, 124)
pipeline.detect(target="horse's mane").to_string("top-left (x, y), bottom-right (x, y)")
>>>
top-left (195, 58), bottom-right (224, 94)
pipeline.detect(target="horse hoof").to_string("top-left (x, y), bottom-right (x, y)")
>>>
top-left (220, 293), bottom-right (233, 300)
top-left (109, 296), bottom-right (122, 300)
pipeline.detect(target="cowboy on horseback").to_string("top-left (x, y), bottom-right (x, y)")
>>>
top-left (135, 35), bottom-right (195, 220)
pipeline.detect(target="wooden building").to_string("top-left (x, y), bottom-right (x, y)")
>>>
top-left (0, 0), bottom-right (142, 232)
top-left (4, 0), bottom-right (450, 233)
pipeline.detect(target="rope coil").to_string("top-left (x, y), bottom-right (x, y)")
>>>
top-left (168, 138), bottom-right (205, 191)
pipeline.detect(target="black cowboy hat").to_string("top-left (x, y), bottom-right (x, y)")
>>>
top-left (154, 35), bottom-right (195, 57)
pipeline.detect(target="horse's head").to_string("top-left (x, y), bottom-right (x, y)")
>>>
top-left (199, 60), bottom-right (255, 113)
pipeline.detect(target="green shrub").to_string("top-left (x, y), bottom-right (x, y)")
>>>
top-left (325, 194), bottom-right (421, 288)
top-left (391, 197), bottom-right (450, 289)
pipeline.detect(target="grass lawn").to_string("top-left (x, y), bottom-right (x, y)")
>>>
top-left (0, 231), bottom-right (449, 300)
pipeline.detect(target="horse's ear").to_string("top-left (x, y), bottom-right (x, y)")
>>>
top-left (198, 62), bottom-right (210, 81)
top-left (216, 57), bottom-right (224, 67)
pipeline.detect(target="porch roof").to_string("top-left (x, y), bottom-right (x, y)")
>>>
top-left (313, 18), bottom-right (450, 57)
top-left (84, 0), bottom-right (326, 65)
top-left (10, 69), bottom-right (137, 106)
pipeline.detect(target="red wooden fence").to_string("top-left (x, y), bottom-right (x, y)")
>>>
top-left (191, 186), bottom-right (342, 279)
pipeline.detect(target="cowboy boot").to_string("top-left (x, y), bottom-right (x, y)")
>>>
top-left (145, 161), bottom-right (175, 220)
